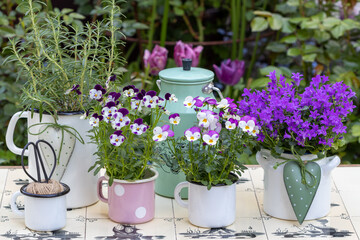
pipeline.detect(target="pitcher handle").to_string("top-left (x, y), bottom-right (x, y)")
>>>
top-left (256, 151), bottom-right (272, 169)
top-left (10, 191), bottom-right (25, 217)
top-left (174, 182), bottom-right (189, 208)
top-left (323, 155), bottom-right (340, 173)
top-left (6, 111), bottom-right (29, 156)
top-left (156, 80), bottom-right (161, 90)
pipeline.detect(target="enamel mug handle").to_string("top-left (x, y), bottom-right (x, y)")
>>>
top-left (256, 151), bottom-right (271, 169)
top-left (97, 176), bottom-right (108, 203)
top-left (6, 111), bottom-right (29, 156)
top-left (156, 80), bottom-right (161, 90)
top-left (174, 182), bottom-right (189, 208)
top-left (323, 155), bottom-right (341, 174)
top-left (10, 191), bottom-right (25, 217)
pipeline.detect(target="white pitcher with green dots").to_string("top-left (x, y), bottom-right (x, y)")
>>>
top-left (155, 59), bottom-right (222, 198)
top-left (6, 111), bottom-right (98, 208)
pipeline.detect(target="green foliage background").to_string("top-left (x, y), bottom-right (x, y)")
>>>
top-left (1, 0), bottom-right (359, 165)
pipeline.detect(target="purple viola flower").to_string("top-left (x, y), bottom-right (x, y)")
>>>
top-left (110, 130), bottom-right (125, 146)
top-left (123, 85), bottom-right (139, 97)
top-left (169, 113), bottom-right (181, 125)
top-left (105, 75), bottom-right (117, 88)
top-left (184, 126), bottom-right (201, 142)
top-left (204, 97), bottom-right (217, 106)
top-left (89, 113), bottom-right (103, 127)
top-left (213, 59), bottom-right (245, 86)
top-left (194, 96), bottom-right (204, 107)
top-left (107, 92), bottom-right (121, 102)
top-left (153, 125), bottom-right (174, 141)
top-left (65, 84), bottom-right (81, 95)
top-left (144, 45), bottom-right (168, 75)
top-left (217, 97), bottom-right (237, 109)
top-left (174, 40), bottom-right (203, 67)
top-left (225, 118), bottom-right (238, 130)
top-left (202, 130), bottom-right (219, 145)
top-left (130, 118), bottom-right (149, 135)
top-left (165, 93), bottom-right (171, 100)
top-left (112, 108), bottom-right (130, 130)
top-left (90, 84), bottom-right (106, 101)
top-left (102, 101), bottom-right (117, 123)
top-left (143, 90), bottom-right (159, 108)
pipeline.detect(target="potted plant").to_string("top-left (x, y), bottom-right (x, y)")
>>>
top-left (238, 71), bottom-right (356, 224)
top-left (89, 79), bottom-right (177, 224)
top-left (5, 0), bottom-right (124, 208)
top-left (160, 96), bottom-right (259, 228)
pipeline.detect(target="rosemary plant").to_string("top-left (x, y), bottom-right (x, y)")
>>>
top-left (5, 0), bottom-right (125, 117)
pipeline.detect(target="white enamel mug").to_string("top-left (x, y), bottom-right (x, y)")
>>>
top-left (10, 183), bottom-right (70, 231)
top-left (174, 181), bottom-right (236, 228)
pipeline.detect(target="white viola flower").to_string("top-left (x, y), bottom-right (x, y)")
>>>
top-left (123, 85), bottom-right (139, 97)
top-left (169, 113), bottom-right (181, 125)
top-left (184, 127), bottom-right (201, 142)
top-left (202, 130), bottom-right (219, 146)
top-left (89, 84), bottom-right (105, 100)
top-left (143, 91), bottom-right (159, 108)
top-left (130, 118), bottom-right (148, 135)
top-left (165, 110), bottom-right (171, 115)
top-left (152, 125), bottom-right (174, 142)
top-left (131, 99), bottom-right (143, 111)
top-left (217, 98), bottom-right (230, 109)
top-left (101, 102), bottom-right (117, 117)
top-left (197, 110), bottom-right (218, 129)
top-left (110, 131), bottom-right (125, 146)
top-left (89, 113), bottom-right (103, 127)
top-left (225, 118), bottom-right (238, 130)
top-left (238, 116), bottom-right (257, 133)
top-left (183, 96), bottom-right (196, 108)
top-left (250, 126), bottom-right (260, 136)
top-left (106, 92), bottom-right (121, 103)
top-left (170, 94), bottom-right (178, 102)
top-left (112, 108), bottom-right (131, 130)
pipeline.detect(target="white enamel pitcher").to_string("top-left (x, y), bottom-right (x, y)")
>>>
top-left (256, 149), bottom-right (340, 220)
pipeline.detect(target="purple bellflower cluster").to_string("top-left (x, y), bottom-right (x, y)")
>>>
top-left (237, 71), bottom-right (356, 154)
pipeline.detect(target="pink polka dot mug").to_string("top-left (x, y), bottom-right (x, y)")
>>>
top-left (97, 169), bottom-right (158, 224)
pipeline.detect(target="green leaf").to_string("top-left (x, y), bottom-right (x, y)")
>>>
top-left (133, 22), bottom-right (149, 30)
top-left (322, 17), bottom-right (340, 29)
top-left (297, 29), bottom-right (313, 41)
top-left (302, 53), bottom-right (317, 62)
top-left (61, 8), bottom-right (74, 15)
top-left (342, 19), bottom-right (360, 30)
top-left (69, 13), bottom-right (85, 20)
top-left (205, 165), bottom-right (211, 173)
top-left (174, 7), bottom-right (184, 16)
top-left (287, 0), bottom-right (299, 6)
top-left (351, 125), bottom-right (360, 137)
top-left (279, 67), bottom-right (292, 77)
top-left (0, 14), bottom-right (9, 26)
top-left (300, 19), bottom-right (320, 29)
top-left (0, 26), bottom-right (16, 38)
top-left (331, 24), bottom-right (346, 39)
top-left (63, 15), bottom-right (73, 25)
top-left (287, 47), bottom-right (301, 56)
top-left (265, 42), bottom-right (287, 52)
top-left (303, 44), bottom-right (321, 54)
top-left (250, 17), bottom-right (268, 32)
top-left (289, 17), bottom-right (307, 24)
top-left (281, 19), bottom-right (296, 33)
top-left (304, 1), bottom-right (316, 8)
top-left (314, 31), bottom-right (330, 43)
top-left (253, 10), bottom-right (272, 17)
top-left (268, 14), bottom-right (283, 30)
top-left (259, 66), bottom-right (284, 76)
top-left (280, 35), bottom-right (297, 43)
top-left (275, 145), bottom-right (284, 154)
top-left (250, 77), bottom-right (270, 89)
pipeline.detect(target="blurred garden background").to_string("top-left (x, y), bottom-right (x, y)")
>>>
top-left (0, 0), bottom-right (359, 165)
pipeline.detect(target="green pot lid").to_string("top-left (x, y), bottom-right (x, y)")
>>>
top-left (159, 67), bottom-right (214, 84)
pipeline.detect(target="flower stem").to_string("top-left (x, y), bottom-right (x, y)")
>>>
top-left (147, 0), bottom-right (157, 50)
top-left (231, 0), bottom-right (238, 60)
top-left (160, 0), bottom-right (169, 47)
top-left (238, 0), bottom-right (246, 59)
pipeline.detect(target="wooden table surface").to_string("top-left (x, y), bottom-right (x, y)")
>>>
top-left (0, 166), bottom-right (359, 240)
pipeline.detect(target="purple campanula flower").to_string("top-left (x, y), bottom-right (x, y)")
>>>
top-left (169, 113), bottom-right (181, 125)
top-left (130, 118), bottom-right (149, 135)
top-left (213, 59), bottom-right (245, 86)
top-left (291, 73), bottom-right (303, 86)
top-left (202, 130), bottom-right (219, 145)
top-left (90, 84), bottom-right (106, 101)
top-left (153, 125), bottom-right (174, 142)
top-left (184, 126), bottom-right (201, 142)
top-left (174, 40), bottom-right (203, 67)
top-left (110, 130), bottom-right (125, 146)
top-left (144, 45), bottom-right (168, 75)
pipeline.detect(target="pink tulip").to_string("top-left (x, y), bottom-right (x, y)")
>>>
top-left (174, 40), bottom-right (203, 67)
top-left (143, 45), bottom-right (168, 75)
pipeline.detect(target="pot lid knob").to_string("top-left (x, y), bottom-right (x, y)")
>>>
top-left (182, 58), bottom-right (192, 71)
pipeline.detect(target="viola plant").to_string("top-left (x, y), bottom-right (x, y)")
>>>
top-left (238, 71), bottom-right (356, 163)
top-left (161, 96), bottom-right (259, 189)
top-left (87, 77), bottom-right (177, 185)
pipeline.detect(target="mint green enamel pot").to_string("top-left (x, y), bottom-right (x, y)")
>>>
top-left (155, 60), bottom-right (218, 198)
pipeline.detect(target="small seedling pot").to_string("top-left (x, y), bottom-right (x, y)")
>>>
top-left (10, 183), bottom-right (70, 231)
